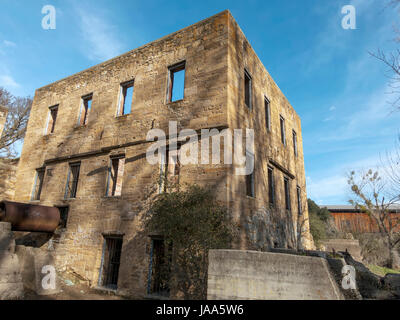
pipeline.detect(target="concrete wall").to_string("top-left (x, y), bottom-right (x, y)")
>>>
top-left (207, 249), bottom-right (343, 300)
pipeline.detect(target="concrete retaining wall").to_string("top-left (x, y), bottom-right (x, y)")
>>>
top-left (207, 250), bottom-right (344, 300)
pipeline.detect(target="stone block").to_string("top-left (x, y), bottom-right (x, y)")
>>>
top-left (0, 222), bottom-right (11, 232)
top-left (15, 245), bottom-right (61, 295)
top-left (383, 273), bottom-right (400, 297)
top-left (0, 253), bottom-right (21, 274)
top-left (207, 249), bottom-right (344, 300)
top-left (0, 233), bottom-right (15, 253)
top-left (0, 282), bottom-right (24, 300)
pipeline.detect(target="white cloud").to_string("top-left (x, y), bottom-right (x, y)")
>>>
top-left (323, 117), bottom-right (333, 122)
top-left (318, 83), bottom-right (400, 143)
top-left (307, 152), bottom-right (387, 204)
top-left (76, 8), bottom-right (125, 62)
top-left (329, 106), bottom-right (336, 111)
top-left (3, 40), bottom-right (16, 47)
top-left (0, 75), bottom-right (19, 88)
top-left (307, 174), bottom-right (348, 204)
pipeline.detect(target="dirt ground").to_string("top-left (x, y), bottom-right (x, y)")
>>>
top-left (24, 282), bottom-right (126, 300)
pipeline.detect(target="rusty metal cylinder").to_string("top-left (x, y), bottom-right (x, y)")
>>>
top-left (0, 201), bottom-right (60, 233)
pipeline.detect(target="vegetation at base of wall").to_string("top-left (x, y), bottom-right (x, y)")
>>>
top-left (145, 184), bottom-right (237, 300)
top-left (367, 264), bottom-right (400, 277)
top-left (307, 199), bottom-right (337, 246)
top-left (353, 233), bottom-right (400, 271)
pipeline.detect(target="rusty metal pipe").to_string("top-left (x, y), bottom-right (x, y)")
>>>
top-left (0, 201), bottom-right (60, 233)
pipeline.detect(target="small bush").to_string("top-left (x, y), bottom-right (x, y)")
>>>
top-left (307, 199), bottom-right (337, 245)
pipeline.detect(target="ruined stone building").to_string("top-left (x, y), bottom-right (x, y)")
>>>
top-left (10, 11), bottom-right (312, 297)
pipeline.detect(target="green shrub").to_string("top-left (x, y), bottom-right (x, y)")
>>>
top-left (145, 184), bottom-right (235, 299)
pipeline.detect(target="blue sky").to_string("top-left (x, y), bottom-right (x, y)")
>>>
top-left (0, 0), bottom-right (399, 204)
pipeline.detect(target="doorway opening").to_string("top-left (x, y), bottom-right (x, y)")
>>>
top-left (100, 236), bottom-right (123, 290)
top-left (147, 237), bottom-right (172, 297)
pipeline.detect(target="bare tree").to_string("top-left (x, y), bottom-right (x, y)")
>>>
top-left (292, 199), bottom-right (312, 251)
top-left (370, 1), bottom-right (400, 110)
top-left (0, 87), bottom-right (32, 157)
top-left (348, 169), bottom-right (400, 269)
top-left (383, 137), bottom-right (400, 197)
top-left (370, 49), bottom-right (400, 110)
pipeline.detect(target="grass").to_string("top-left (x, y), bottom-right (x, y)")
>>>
top-left (367, 264), bottom-right (400, 277)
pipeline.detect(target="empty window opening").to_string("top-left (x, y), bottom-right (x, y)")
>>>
top-left (268, 167), bottom-right (275, 206)
top-left (244, 69), bottom-right (252, 109)
top-left (47, 105), bottom-right (58, 134)
top-left (118, 80), bottom-right (134, 116)
top-left (246, 171), bottom-right (255, 197)
top-left (293, 130), bottom-right (298, 157)
top-left (265, 97), bottom-right (271, 131)
top-left (79, 94), bottom-right (92, 126)
top-left (167, 62), bottom-right (186, 103)
top-left (280, 115), bottom-right (286, 145)
top-left (57, 206), bottom-right (69, 229)
top-left (65, 162), bottom-right (80, 199)
top-left (100, 236), bottom-right (123, 290)
top-left (148, 238), bottom-right (172, 297)
top-left (32, 168), bottom-right (45, 201)
top-left (284, 177), bottom-right (291, 211)
top-left (296, 186), bottom-right (302, 216)
top-left (107, 157), bottom-right (125, 197)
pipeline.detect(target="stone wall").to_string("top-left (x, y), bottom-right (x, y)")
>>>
top-left (0, 158), bottom-right (19, 200)
top-left (226, 14), bottom-right (312, 250)
top-left (14, 11), bottom-right (230, 298)
top-left (207, 249), bottom-right (343, 300)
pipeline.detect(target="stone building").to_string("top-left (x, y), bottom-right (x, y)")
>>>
top-left (12, 11), bottom-right (312, 297)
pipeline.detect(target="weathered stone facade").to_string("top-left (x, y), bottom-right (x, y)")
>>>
top-left (0, 158), bottom-right (19, 200)
top-left (13, 11), bottom-right (312, 298)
